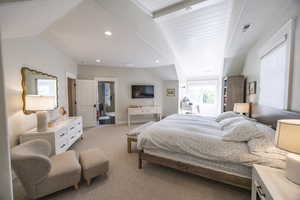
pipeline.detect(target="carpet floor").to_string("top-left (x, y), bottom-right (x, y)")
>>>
top-left (13, 125), bottom-right (251, 200)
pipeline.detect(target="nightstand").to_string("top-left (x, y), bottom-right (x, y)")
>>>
top-left (252, 164), bottom-right (300, 200)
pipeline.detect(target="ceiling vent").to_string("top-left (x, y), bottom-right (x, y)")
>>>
top-left (242, 24), bottom-right (252, 32)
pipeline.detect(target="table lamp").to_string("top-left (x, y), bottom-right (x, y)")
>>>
top-left (25, 95), bottom-right (56, 132)
top-left (233, 103), bottom-right (250, 115)
top-left (276, 119), bottom-right (300, 184)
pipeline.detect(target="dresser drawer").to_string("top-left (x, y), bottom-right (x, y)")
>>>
top-left (56, 137), bottom-right (69, 154)
top-left (55, 128), bottom-right (68, 140)
top-left (252, 168), bottom-right (273, 200)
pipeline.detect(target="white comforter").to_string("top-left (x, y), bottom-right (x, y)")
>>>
top-left (137, 114), bottom-right (286, 169)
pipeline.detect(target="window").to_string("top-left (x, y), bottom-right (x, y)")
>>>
top-left (258, 18), bottom-right (295, 110)
top-left (186, 80), bottom-right (218, 116)
top-left (259, 40), bottom-right (288, 109)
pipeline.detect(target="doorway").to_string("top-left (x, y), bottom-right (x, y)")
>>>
top-left (97, 81), bottom-right (115, 126)
top-left (185, 80), bottom-right (219, 116)
top-left (67, 77), bottom-right (77, 117)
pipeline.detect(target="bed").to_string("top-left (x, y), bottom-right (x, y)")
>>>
top-left (136, 104), bottom-right (300, 190)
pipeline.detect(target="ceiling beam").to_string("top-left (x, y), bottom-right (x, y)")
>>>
top-left (153, 0), bottom-right (223, 19)
top-left (0, 0), bottom-right (31, 3)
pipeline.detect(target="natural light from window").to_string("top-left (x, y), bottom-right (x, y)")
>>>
top-left (182, 80), bottom-right (218, 116)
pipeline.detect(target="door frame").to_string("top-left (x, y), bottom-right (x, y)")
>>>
top-left (95, 77), bottom-right (119, 125)
top-left (66, 72), bottom-right (77, 116)
top-left (0, 31), bottom-right (13, 200)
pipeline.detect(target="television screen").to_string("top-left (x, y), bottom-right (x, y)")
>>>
top-left (131, 85), bottom-right (154, 99)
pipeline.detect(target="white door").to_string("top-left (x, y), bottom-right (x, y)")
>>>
top-left (76, 80), bottom-right (97, 128)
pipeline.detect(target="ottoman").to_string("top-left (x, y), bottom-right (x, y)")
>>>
top-left (79, 148), bottom-right (109, 185)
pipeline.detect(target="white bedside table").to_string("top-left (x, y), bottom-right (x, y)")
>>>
top-left (252, 164), bottom-right (300, 200)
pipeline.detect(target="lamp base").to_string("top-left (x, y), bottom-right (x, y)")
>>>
top-left (36, 111), bottom-right (48, 132)
top-left (286, 153), bottom-right (300, 185)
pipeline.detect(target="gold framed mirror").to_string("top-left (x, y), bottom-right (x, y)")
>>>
top-left (21, 67), bottom-right (58, 114)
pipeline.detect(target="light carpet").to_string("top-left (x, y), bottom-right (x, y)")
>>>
top-left (13, 125), bottom-right (250, 200)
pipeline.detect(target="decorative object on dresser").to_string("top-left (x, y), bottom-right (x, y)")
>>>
top-left (252, 164), bottom-right (300, 200)
top-left (222, 76), bottom-right (246, 112)
top-left (127, 105), bottom-right (161, 128)
top-left (25, 95), bottom-right (56, 132)
top-left (20, 117), bottom-right (83, 155)
top-left (276, 119), bottom-right (300, 185)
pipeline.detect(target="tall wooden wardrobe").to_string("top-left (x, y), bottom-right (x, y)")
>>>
top-left (222, 76), bottom-right (246, 112)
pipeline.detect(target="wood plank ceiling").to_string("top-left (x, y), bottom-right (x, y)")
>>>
top-left (134, 0), bottom-right (231, 79)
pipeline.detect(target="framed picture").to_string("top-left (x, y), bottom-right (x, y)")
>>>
top-left (166, 88), bottom-right (176, 97)
top-left (249, 81), bottom-right (257, 94)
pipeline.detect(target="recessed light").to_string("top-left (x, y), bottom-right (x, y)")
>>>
top-left (104, 31), bottom-right (112, 36)
top-left (155, 59), bottom-right (160, 63)
top-left (96, 59), bottom-right (101, 63)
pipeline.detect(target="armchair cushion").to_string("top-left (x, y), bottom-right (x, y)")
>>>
top-left (35, 150), bottom-right (81, 198)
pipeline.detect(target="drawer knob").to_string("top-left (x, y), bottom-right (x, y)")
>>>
top-left (60, 144), bottom-right (66, 148)
top-left (257, 185), bottom-right (265, 198)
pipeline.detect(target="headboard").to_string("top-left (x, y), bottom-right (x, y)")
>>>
top-left (251, 104), bottom-right (300, 129)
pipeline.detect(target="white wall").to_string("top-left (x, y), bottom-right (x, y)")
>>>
top-left (2, 36), bottom-right (78, 146)
top-left (78, 65), bottom-right (179, 123)
top-left (0, 30), bottom-right (13, 200)
top-left (162, 80), bottom-right (179, 117)
top-left (242, 3), bottom-right (300, 111)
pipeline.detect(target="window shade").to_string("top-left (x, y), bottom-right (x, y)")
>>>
top-left (259, 41), bottom-right (288, 109)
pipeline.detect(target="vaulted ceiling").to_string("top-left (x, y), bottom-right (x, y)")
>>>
top-left (0, 0), bottom-right (297, 80)
top-left (0, 0), bottom-right (82, 39)
top-left (133, 0), bottom-right (231, 79)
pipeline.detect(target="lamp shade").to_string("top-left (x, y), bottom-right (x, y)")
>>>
top-left (276, 119), bottom-right (300, 154)
top-left (25, 95), bottom-right (56, 111)
top-left (233, 103), bottom-right (250, 114)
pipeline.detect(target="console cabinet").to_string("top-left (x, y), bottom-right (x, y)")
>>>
top-left (128, 106), bottom-right (162, 128)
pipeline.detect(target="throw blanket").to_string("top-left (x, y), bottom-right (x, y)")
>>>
top-left (137, 115), bottom-right (286, 169)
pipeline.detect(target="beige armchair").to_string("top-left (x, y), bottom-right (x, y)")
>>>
top-left (11, 139), bottom-right (81, 199)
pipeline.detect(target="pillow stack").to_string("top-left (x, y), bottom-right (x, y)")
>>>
top-left (222, 120), bottom-right (264, 142)
top-left (215, 111), bottom-right (238, 122)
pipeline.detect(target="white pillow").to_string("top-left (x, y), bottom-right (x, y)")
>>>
top-left (216, 111), bottom-right (238, 122)
top-left (219, 117), bottom-right (246, 130)
top-left (222, 121), bottom-right (264, 142)
top-left (247, 123), bottom-right (276, 152)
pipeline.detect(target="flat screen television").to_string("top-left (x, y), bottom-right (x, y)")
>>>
top-left (131, 85), bottom-right (154, 99)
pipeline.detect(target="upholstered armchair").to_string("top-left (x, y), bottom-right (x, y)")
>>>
top-left (11, 139), bottom-right (81, 199)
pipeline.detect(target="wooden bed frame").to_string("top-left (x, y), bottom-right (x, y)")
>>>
top-left (137, 104), bottom-right (300, 190)
top-left (138, 150), bottom-right (252, 190)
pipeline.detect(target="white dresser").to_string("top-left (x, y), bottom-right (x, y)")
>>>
top-left (128, 106), bottom-right (162, 128)
top-left (20, 117), bottom-right (83, 155)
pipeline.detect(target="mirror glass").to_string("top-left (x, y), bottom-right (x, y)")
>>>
top-left (22, 67), bottom-right (58, 114)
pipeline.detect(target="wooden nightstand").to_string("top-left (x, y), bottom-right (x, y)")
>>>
top-left (252, 164), bottom-right (300, 200)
